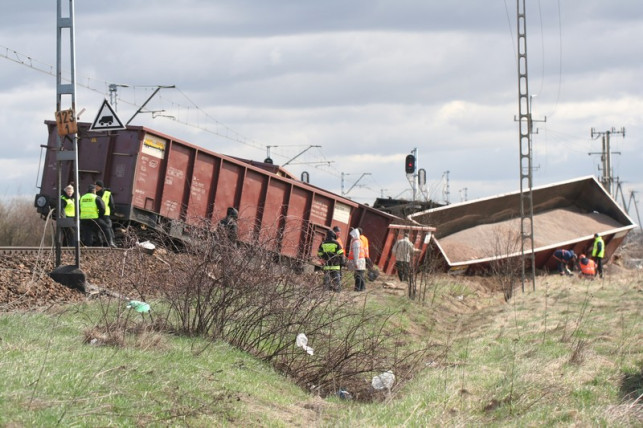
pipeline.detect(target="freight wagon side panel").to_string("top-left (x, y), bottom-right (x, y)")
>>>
top-left (213, 160), bottom-right (243, 223)
top-left (309, 195), bottom-right (334, 260)
top-left (330, 201), bottom-right (351, 244)
top-left (105, 130), bottom-right (140, 218)
top-left (39, 123), bottom-right (410, 272)
top-left (185, 151), bottom-right (217, 224)
top-left (238, 169), bottom-right (267, 242)
top-left (353, 208), bottom-right (397, 264)
top-left (161, 142), bottom-right (192, 220)
top-left (40, 123), bottom-right (71, 195)
top-left (310, 195), bottom-right (332, 225)
top-left (42, 123), bottom-right (111, 194)
top-left (133, 133), bottom-right (167, 213)
top-left (379, 225), bottom-right (435, 274)
top-left (77, 132), bottom-right (110, 186)
top-left (260, 178), bottom-right (289, 253)
top-left (282, 187), bottom-right (310, 258)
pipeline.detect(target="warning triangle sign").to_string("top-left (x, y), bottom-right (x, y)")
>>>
top-left (89, 99), bottom-right (126, 131)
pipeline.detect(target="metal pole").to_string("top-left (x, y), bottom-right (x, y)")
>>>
top-left (56, 0), bottom-right (80, 267)
top-left (126, 85), bottom-right (175, 125)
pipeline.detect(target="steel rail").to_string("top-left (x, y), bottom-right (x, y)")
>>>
top-left (0, 246), bottom-right (123, 256)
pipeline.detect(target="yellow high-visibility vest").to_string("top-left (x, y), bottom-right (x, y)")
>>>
top-left (80, 193), bottom-right (99, 219)
top-left (61, 195), bottom-right (75, 217)
top-left (100, 190), bottom-right (112, 216)
top-left (592, 236), bottom-right (605, 258)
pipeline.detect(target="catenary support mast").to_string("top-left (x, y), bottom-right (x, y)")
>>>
top-left (590, 127), bottom-right (625, 197)
top-left (516, 0), bottom-right (536, 292)
top-left (56, 0), bottom-right (80, 268)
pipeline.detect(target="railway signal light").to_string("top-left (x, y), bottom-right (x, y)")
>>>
top-left (405, 154), bottom-right (416, 174)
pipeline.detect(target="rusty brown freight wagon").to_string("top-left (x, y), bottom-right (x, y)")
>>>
top-left (410, 176), bottom-right (637, 274)
top-left (35, 121), bottom-right (425, 269)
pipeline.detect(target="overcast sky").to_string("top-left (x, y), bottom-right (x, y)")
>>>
top-left (1, 1), bottom-right (642, 210)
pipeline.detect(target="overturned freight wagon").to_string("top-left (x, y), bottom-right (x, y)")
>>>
top-left (35, 121), bottom-right (431, 269)
top-left (409, 176), bottom-right (637, 274)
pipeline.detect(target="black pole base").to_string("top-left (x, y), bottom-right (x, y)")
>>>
top-left (49, 265), bottom-right (86, 292)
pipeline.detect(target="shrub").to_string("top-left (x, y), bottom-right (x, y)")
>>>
top-left (0, 197), bottom-right (51, 246)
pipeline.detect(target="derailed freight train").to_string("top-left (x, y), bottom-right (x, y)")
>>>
top-left (34, 121), bottom-right (434, 271)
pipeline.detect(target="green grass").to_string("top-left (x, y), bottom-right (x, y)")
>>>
top-left (1, 272), bottom-right (642, 427)
top-left (0, 309), bottom-right (314, 427)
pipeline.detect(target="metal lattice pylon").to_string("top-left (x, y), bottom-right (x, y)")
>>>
top-left (516, 0), bottom-right (536, 292)
top-left (55, 0), bottom-right (81, 267)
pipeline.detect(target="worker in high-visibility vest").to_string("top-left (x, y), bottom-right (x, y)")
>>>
top-left (79, 184), bottom-right (105, 247)
top-left (348, 228), bottom-right (366, 291)
top-left (317, 229), bottom-right (345, 292)
top-left (60, 184), bottom-right (76, 246)
top-left (357, 227), bottom-right (372, 269)
top-left (95, 180), bottom-right (117, 247)
top-left (578, 254), bottom-right (597, 279)
top-left (592, 233), bottom-right (605, 278)
top-left (332, 226), bottom-right (345, 282)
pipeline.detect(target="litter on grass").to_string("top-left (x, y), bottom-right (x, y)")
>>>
top-left (296, 333), bottom-right (314, 355)
top-left (372, 370), bottom-right (395, 390)
top-left (126, 300), bottom-right (150, 313)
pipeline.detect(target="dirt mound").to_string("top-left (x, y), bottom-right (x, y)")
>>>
top-left (1, 253), bottom-right (85, 311)
top-left (3, 232), bottom-right (642, 312)
top-left (0, 248), bottom-right (172, 312)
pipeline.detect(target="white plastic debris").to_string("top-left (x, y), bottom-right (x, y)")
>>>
top-left (371, 370), bottom-right (396, 390)
top-left (136, 240), bottom-right (156, 254)
top-left (296, 333), bottom-right (314, 356)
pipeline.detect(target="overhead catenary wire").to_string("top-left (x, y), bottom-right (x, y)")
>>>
top-left (1, 44), bottom-right (422, 203)
top-left (0, 45), bottom-right (326, 165)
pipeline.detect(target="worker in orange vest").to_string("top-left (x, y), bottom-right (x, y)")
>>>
top-left (578, 254), bottom-right (597, 279)
top-left (348, 228), bottom-right (366, 291)
top-left (357, 227), bottom-right (372, 269)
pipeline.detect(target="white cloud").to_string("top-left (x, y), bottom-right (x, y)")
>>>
top-left (0, 0), bottom-right (642, 207)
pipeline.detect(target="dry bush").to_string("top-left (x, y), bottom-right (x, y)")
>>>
top-left (117, 219), bottom-right (435, 401)
top-left (488, 226), bottom-right (522, 301)
top-left (0, 197), bottom-right (51, 246)
top-left (416, 244), bottom-right (447, 305)
top-left (83, 215), bottom-right (435, 401)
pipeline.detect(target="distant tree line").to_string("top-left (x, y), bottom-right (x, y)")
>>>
top-left (0, 197), bottom-right (50, 246)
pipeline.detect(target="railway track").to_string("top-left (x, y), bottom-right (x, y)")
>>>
top-left (0, 246), bottom-right (123, 256)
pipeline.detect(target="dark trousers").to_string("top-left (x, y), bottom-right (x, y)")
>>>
top-left (97, 216), bottom-right (116, 246)
top-left (354, 270), bottom-right (365, 291)
top-left (557, 260), bottom-right (572, 274)
top-left (80, 219), bottom-right (99, 246)
top-left (595, 257), bottom-right (603, 277)
top-left (395, 261), bottom-right (410, 281)
top-left (323, 270), bottom-right (341, 291)
top-left (557, 261), bottom-right (566, 274)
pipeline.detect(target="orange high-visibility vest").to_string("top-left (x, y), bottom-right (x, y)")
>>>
top-left (579, 258), bottom-right (596, 276)
top-left (359, 235), bottom-right (370, 258)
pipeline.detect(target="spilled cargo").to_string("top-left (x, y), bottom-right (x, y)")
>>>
top-left (409, 176), bottom-right (636, 274)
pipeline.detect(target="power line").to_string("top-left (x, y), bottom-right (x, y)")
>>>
top-left (1, 44), bottom-right (405, 202)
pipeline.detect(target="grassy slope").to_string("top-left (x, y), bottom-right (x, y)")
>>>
top-left (1, 268), bottom-right (641, 427)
